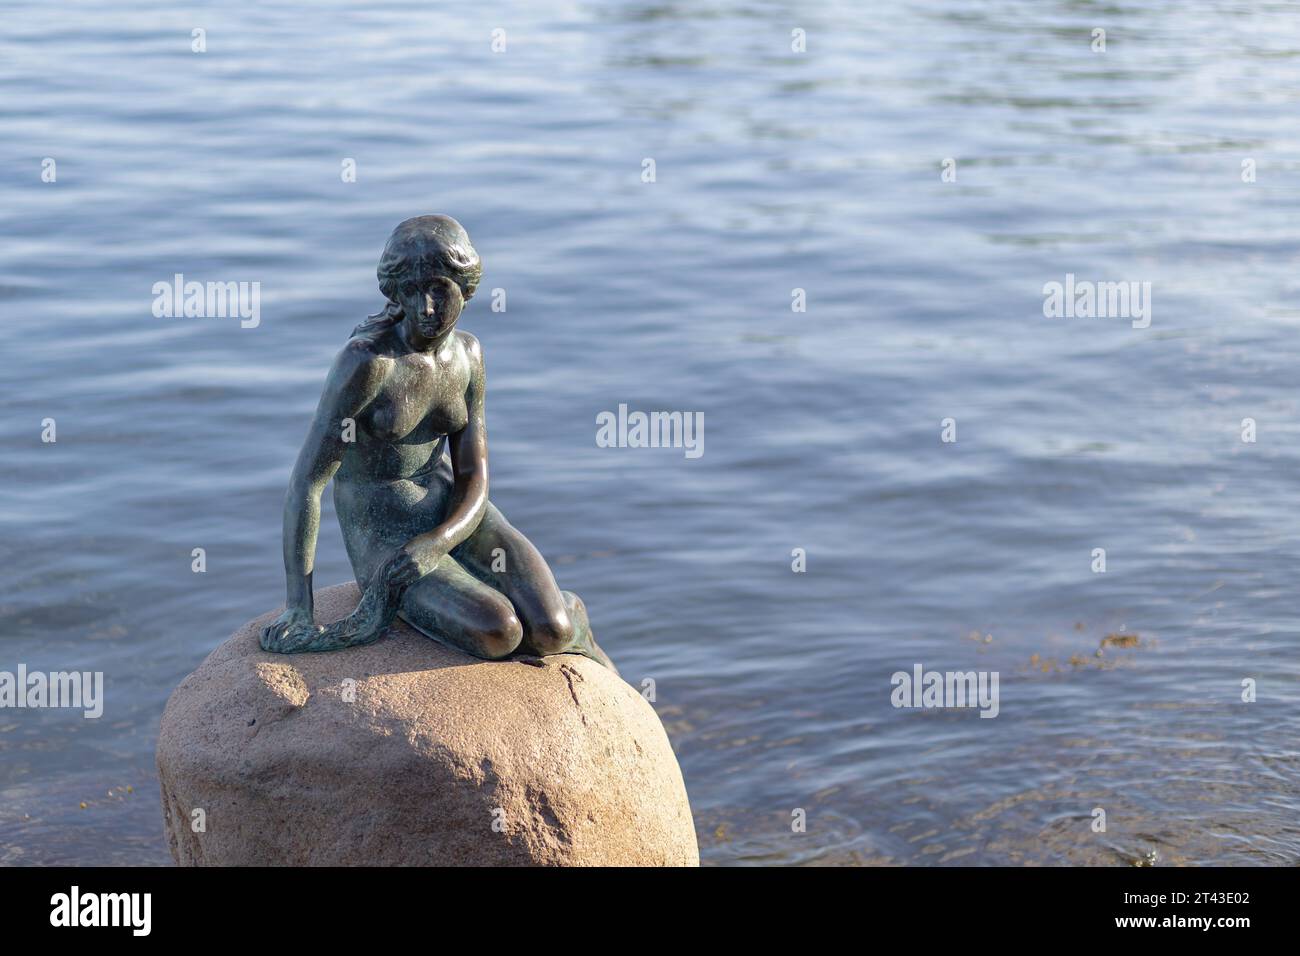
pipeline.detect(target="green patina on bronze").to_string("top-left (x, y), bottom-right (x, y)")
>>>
top-left (262, 215), bottom-right (614, 670)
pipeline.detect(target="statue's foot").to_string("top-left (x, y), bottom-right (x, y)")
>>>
top-left (509, 643), bottom-right (617, 674)
top-left (560, 634), bottom-right (618, 675)
top-left (553, 590), bottom-right (618, 674)
top-left (583, 638), bottom-right (618, 674)
top-left (506, 639), bottom-right (618, 676)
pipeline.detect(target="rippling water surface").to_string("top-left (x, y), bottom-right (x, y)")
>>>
top-left (2, 0), bottom-right (1299, 865)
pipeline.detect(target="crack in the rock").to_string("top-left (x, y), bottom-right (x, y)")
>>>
top-left (558, 664), bottom-right (588, 725)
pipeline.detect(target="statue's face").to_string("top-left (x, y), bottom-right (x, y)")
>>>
top-left (397, 275), bottom-right (457, 340)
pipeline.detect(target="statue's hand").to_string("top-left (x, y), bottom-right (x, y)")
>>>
top-left (261, 606), bottom-right (322, 652)
top-left (374, 548), bottom-right (423, 598)
top-left (305, 551), bottom-right (420, 650)
top-left (261, 554), bottom-right (422, 654)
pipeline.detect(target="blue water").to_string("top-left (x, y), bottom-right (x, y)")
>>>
top-left (2, 0), bottom-right (1299, 865)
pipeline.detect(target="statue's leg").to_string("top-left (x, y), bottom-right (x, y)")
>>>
top-left (396, 552), bottom-right (525, 661)
top-left (335, 470), bottom-right (525, 660)
top-left (451, 503), bottom-right (617, 671)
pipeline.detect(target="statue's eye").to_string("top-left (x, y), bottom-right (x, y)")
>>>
top-left (399, 280), bottom-right (419, 297)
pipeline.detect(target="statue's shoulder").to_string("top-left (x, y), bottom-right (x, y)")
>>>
top-left (342, 332), bottom-right (385, 357)
top-left (331, 334), bottom-right (394, 391)
top-left (455, 328), bottom-right (483, 363)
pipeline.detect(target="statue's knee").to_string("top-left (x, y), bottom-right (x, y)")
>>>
top-left (475, 608), bottom-right (523, 659)
top-left (527, 610), bottom-right (574, 655)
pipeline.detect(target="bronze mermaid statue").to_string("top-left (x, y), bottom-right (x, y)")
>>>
top-left (260, 215), bottom-right (614, 670)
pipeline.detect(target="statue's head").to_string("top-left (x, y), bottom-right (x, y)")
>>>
top-left (357, 215), bottom-right (482, 341)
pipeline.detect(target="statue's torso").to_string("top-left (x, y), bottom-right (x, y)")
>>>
top-left (336, 332), bottom-right (472, 484)
top-left (332, 330), bottom-right (475, 580)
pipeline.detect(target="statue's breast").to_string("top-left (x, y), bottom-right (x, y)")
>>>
top-left (364, 396), bottom-right (467, 443)
top-left (362, 356), bottom-right (470, 443)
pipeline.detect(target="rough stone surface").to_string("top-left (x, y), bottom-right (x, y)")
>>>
top-left (156, 583), bottom-right (698, 866)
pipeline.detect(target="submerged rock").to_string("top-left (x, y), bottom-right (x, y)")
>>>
top-left (156, 583), bottom-right (698, 866)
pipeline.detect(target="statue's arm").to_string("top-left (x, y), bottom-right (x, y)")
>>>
top-left (280, 342), bottom-right (385, 614)
top-left (405, 334), bottom-right (489, 572)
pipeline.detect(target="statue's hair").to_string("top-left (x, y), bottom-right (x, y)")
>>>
top-left (351, 215), bottom-right (482, 339)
